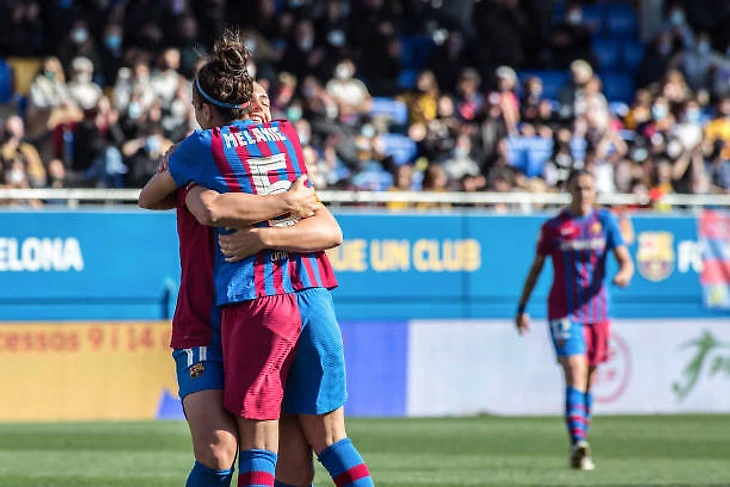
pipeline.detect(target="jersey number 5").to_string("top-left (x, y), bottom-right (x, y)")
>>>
top-left (247, 153), bottom-right (299, 227)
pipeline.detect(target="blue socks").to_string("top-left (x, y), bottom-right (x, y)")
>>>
top-left (186, 461), bottom-right (234, 487)
top-left (585, 390), bottom-right (593, 434)
top-left (238, 449), bottom-right (276, 487)
top-left (318, 438), bottom-right (374, 487)
top-left (565, 386), bottom-right (588, 445)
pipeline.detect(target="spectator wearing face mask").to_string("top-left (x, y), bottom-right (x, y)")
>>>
top-left (67, 57), bottom-right (103, 111)
top-left (547, 2), bottom-right (594, 69)
top-left (58, 20), bottom-right (102, 80)
top-left (99, 23), bottom-right (124, 87)
top-left (660, 4), bottom-right (696, 52)
top-left (326, 60), bottom-right (372, 124)
top-left (0, 116), bottom-right (46, 188)
top-left (671, 32), bottom-right (730, 92)
top-left (673, 99), bottom-right (704, 152)
top-left (122, 126), bottom-right (172, 187)
top-left (281, 19), bottom-right (328, 81)
top-left (26, 57), bottom-right (81, 141)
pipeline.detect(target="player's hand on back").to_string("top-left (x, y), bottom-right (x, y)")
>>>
top-left (157, 142), bottom-right (180, 173)
top-left (515, 312), bottom-right (530, 335)
top-left (284, 175), bottom-right (321, 219)
top-left (219, 228), bottom-right (266, 263)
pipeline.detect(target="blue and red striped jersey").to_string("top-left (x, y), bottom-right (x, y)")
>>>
top-left (537, 207), bottom-right (625, 323)
top-left (168, 119), bottom-right (338, 306)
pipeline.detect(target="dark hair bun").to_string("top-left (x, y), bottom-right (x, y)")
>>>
top-left (211, 29), bottom-right (249, 79)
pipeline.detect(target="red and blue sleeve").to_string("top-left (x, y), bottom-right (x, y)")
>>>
top-left (536, 222), bottom-right (553, 256)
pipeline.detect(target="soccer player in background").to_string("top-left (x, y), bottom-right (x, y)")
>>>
top-left (140, 30), bottom-right (374, 487)
top-left (140, 82), bottom-right (336, 487)
top-left (515, 169), bottom-right (634, 471)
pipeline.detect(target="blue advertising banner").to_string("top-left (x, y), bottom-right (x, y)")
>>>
top-left (0, 209), bottom-right (726, 321)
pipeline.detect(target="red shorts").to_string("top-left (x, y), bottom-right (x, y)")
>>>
top-left (221, 293), bottom-right (302, 420)
top-left (584, 321), bottom-right (610, 367)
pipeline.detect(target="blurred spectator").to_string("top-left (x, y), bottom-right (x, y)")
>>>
top-left (494, 66), bottom-right (520, 136)
top-left (660, 3), bottom-right (696, 52)
top-left (282, 19), bottom-right (328, 81)
top-left (707, 140), bottom-right (730, 192)
top-left (1, 116), bottom-right (46, 188)
top-left (122, 126), bottom-right (173, 187)
top-left (326, 60), bottom-right (372, 124)
top-left (520, 76), bottom-right (544, 130)
top-left (151, 49), bottom-right (186, 107)
top-left (125, 0), bottom-right (166, 48)
top-left (637, 31), bottom-right (678, 89)
top-left (400, 70), bottom-right (440, 125)
top-left (316, 0), bottom-right (351, 60)
top-left (443, 134), bottom-right (481, 183)
top-left (426, 31), bottom-right (470, 93)
top-left (576, 76), bottom-right (610, 138)
top-left (558, 60), bottom-right (593, 122)
top-left (454, 68), bottom-right (484, 123)
top-left (100, 24), bottom-right (125, 87)
top-left (671, 32), bottom-right (729, 93)
top-left (386, 163), bottom-right (414, 210)
top-left (67, 57), bottom-right (103, 111)
top-left (58, 20), bottom-right (102, 79)
top-left (544, 127), bottom-right (577, 188)
top-left (47, 158), bottom-right (67, 189)
top-left (73, 97), bottom-right (126, 188)
top-left (547, 2), bottom-right (594, 69)
top-left (176, 15), bottom-right (202, 78)
top-left (704, 98), bottom-right (730, 159)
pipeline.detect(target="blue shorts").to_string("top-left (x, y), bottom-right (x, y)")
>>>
top-left (548, 318), bottom-right (611, 366)
top-left (548, 317), bottom-right (586, 358)
top-left (173, 345), bottom-right (224, 400)
top-left (282, 287), bottom-right (348, 415)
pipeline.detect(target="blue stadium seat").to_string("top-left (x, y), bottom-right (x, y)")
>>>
top-left (400, 35), bottom-right (435, 70)
top-left (506, 137), bottom-right (528, 173)
top-left (606, 4), bottom-right (637, 39)
top-left (371, 97), bottom-right (409, 126)
top-left (380, 133), bottom-right (417, 166)
top-left (0, 59), bottom-right (13, 104)
top-left (622, 41), bottom-right (645, 73)
top-left (524, 137), bottom-right (553, 178)
top-left (601, 72), bottom-right (634, 103)
top-left (570, 138), bottom-right (587, 161)
top-left (353, 169), bottom-right (394, 191)
top-left (593, 39), bottom-right (620, 71)
top-left (518, 71), bottom-right (569, 100)
top-left (397, 69), bottom-right (419, 90)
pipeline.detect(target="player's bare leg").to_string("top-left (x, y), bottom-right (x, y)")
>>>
top-left (559, 355), bottom-right (594, 471)
top-left (276, 414), bottom-right (315, 487)
top-left (183, 390), bottom-right (239, 485)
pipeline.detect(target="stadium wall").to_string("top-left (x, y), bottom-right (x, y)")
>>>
top-left (0, 210), bottom-right (728, 420)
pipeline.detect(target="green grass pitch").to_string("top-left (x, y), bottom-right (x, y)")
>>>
top-left (0, 416), bottom-right (728, 486)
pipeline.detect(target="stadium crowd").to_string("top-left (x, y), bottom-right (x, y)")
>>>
top-left (1, 0), bottom-right (730, 207)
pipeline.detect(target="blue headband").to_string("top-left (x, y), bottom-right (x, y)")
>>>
top-left (195, 76), bottom-right (248, 110)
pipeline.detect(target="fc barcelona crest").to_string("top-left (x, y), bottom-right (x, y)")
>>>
top-left (189, 362), bottom-right (205, 379)
top-left (636, 231), bottom-right (675, 282)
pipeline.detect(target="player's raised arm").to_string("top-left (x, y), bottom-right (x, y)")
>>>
top-left (185, 175), bottom-right (321, 227)
top-left (218, 206), bottom-right (343, 263)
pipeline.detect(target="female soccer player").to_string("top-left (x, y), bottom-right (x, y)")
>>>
top-left (140, 30), bottom-right (374, 487)
top-left (141, 82), bottom-right (333, 487)
top-left (515, 169), bottom-right (634, 471)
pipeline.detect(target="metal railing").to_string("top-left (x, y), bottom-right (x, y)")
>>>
top-left (1, 188), bottom-right (730, 209)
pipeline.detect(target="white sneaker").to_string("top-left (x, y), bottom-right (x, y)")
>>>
top-left (570, 440), bottom-right (595, 471)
